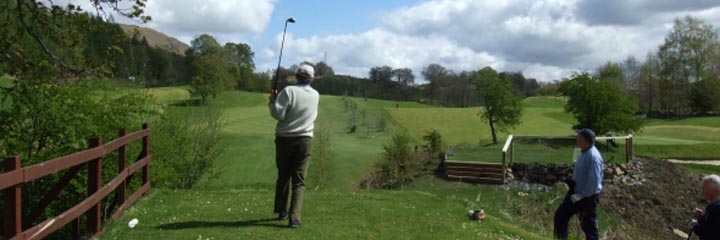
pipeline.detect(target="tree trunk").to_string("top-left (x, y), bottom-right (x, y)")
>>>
top-left (489, 116), bottom-right (497, 144)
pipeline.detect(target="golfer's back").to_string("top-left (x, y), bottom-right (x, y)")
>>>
top-left (269, 84), bottom-right (319, 138)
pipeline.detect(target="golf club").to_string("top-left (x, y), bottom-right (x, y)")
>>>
top-left (273, 17), bottom-right (296, 92)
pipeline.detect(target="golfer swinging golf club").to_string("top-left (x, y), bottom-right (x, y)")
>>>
top-left (688, 174), bottom-right (720, 239)
top-left (269, 63), bottom-right (319, 228)
top-left (554, 129), bottom-right (603, 239)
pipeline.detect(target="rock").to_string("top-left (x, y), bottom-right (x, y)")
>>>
top-left (506, 168), bottom-right (513, 173)
top-left (615, 167), bottom-right (625, 176)
top-left (553, 181), bottom-right (569, 192)
top-left (620, 163), bottom-right (628, 170)
top-left (604, 168), bottom-right (613, 176)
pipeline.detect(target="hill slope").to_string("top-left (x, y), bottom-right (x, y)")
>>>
top-left (119, 24), bottom-right (189, 55)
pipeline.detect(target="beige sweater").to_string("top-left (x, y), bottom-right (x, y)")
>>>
top-left (268, 85), bottom-right (319, 137)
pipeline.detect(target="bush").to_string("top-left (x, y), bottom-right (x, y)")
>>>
top-left (308, 125), bottom-right (336, 189)
top-left (151, 104), bottom-right (226, 189)
top-left (0, 79), bottom-right (153, 238)
top-left (422, 129), bottom-right (444, 156)
top-left (361, 132), bottom-right (432, 189)
top-left (376, 111), bottom-right (389, 132)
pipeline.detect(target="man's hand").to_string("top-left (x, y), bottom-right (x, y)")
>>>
top-left (693, 208), bottom-right (704, 220)
top-left (269, 89), bottom-right (278, 102)
top-left (570, 194), bottom-right (583, 203)
top-left (689, 219), bottom-right (699, 228)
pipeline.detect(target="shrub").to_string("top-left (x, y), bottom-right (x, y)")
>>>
top-left (361, 132), bottom-right (433, 189)
top-left (308, 125), bottom-right (336, 189)
top-left (422, 129), bottom-right (444, 157)
top-left (151, 104), bottom-right (226, 189)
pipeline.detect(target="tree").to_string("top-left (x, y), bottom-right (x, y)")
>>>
top-left (191, 34), bottom-right (222, 57)
top-left (0, 0), bottom-right (149, 80)
top-left (637, 52), bottom-right (662, 114)
top-left (422, 64), bottom-right (452, 104)
top-left (191, 56), bottom-right (231, 105)
top-left (315, 61), bottom-right (335, 77)
top-left (596, 62), bottom-right (626, 92)
top-left (393, 68), bottom-right (415, 86)
top-left (657, 16), bottom-right (720, 115)
top-left (222, 42), bottom-right (255, 90)
top-left (560, 73), bottom-right (644, 135)
top-left (621, 55), bottom-right (641, 91)
top-left (475, 66), bottom-right (523, 144)
top-left (369, 65), bottom-right (394, 83)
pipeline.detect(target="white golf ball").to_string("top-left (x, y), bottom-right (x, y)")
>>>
top-left (128, 218), bottom-right (139, 228)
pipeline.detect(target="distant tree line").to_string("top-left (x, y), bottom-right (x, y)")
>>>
top-left (307, 63), bottom-right (539, 107)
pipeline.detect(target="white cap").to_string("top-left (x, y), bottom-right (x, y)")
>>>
top-left (296, 64), bottom-right (315, 79)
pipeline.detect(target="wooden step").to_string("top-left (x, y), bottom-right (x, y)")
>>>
top-left (446, 165), bottom-right (504, 172)
top-left (446, 170), bottom-right (504, 179)
top-left (447, 175), bottom-right (504, 184)
top-left (445, 160), bottom-right (503, 168)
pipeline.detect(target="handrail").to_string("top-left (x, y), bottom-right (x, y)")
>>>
top-left (502, 135), bottom-right (514, 153)
top-left (2, 124), bottom-right (151, 240)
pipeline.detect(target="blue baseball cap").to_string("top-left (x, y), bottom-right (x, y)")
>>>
top-left (575, 128), bottom-right (596, 144)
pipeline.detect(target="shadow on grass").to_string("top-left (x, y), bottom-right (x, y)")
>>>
top-left (156, 218), bottom-right (286, 230)
top-left (168, 98), bottom-right (203, 107)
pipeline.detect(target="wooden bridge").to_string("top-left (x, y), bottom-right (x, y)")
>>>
top-left (1, 124), bottom-right (151, 240)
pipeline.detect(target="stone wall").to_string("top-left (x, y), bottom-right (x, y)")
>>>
top-left (509, 161), bottom-right (640, 186)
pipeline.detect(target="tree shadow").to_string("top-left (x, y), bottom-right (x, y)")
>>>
top-left (156, 218), bottom-right (286, 230)
top-left (168, 98), bottom-right (203, 107)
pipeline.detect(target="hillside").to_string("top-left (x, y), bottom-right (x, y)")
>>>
top-left (119, 24), bottom-right (189, 56)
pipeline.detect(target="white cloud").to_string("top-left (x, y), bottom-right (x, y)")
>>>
top-left (143, 0), bottom-right (277, 34)
top-left (262, 0), bottom-right (720, 82)
top-left (56, 0), bottom-right (720, 82)
top-left (258, 29), bottom-right (502, 79)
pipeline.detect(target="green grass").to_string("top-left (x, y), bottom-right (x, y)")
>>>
top-left (103, 176), bottom-right (632, 240)
top-left (388, 96), bottom-right (720, 161)
top-left (452, 140), bottom-right (629, 164)
top-left (676, 163), bottom-right (720, 175)
top-left (0, 76), bottom-right (12, 88)
top-left (97, 90), bottom-right (713, 239)
top-left (195, 94), bottom-right (406, 190)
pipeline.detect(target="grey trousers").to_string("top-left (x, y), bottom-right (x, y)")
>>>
top-left (273, 136), bottom-right (312, 220)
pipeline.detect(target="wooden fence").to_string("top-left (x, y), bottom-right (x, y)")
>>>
top-left (1, 124), bottom-right (151, 240)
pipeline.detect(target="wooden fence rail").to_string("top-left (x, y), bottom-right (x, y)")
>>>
top-left (1, 124), bottom-right (151, 240)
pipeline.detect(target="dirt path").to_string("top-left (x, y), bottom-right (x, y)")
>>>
top-left (667, 159), bottom-right (720, 165)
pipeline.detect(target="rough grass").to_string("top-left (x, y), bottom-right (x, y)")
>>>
top-left (102, 176), bottom-right (633, 240)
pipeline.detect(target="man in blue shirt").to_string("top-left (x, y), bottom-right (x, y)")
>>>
top-left (554, 129), bottom-right (603, 239)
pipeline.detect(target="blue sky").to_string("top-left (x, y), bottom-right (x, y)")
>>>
top-left (265, 0), bottom-right (421, 39)
top-left (99, 0), bottom-right (720, 82)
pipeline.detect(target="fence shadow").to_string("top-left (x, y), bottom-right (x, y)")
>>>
top-left (157, 218), bottom-right (285, 230)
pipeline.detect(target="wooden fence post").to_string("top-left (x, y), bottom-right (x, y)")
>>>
top-left (141, 123), bottom-right (150, 189)
top-left (87, 137), bottom-right (103, 235)
top-left (117, 128), bottom-right (127, 208)
top-left (501, 151), bottom-right (506, 184)
top-left (4, 156), bottom-right (22, 238)
top-left (625, 135), bottom-right (633, 163)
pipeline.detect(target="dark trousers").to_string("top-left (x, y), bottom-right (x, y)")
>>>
top-left (554, 193), bottom-right (600, 240)
top-left (273, 136), bottom-right (312, 220)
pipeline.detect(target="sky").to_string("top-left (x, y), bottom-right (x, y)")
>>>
top-left (74, 0), bottom-right (720, 82)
